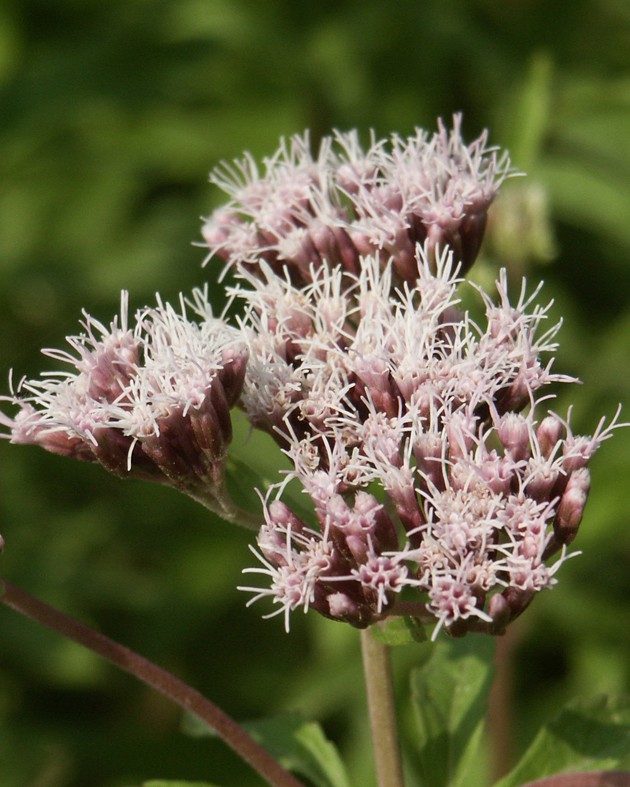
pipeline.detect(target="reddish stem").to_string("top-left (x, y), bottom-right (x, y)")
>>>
top-left (0, 578), bottom-right (304, 787)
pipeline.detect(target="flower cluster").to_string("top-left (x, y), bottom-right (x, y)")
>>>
top-left (235, 246), bottom-right (622, 635)
top-left (2, 116), bottom-right (623, 638)
top-left (1, 290), bottom-right (248, 518)
top-left (202, 114), bottom-right (510, 286)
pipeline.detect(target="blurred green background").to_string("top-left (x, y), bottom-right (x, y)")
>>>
top-left (1, 1), bottom-right (629, 785)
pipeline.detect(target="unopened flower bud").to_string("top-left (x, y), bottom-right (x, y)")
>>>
top-left (457, 209), bottom-right (489, 275)
top-left (501, 586), bottom-right (536, 623)
top-left (446, 411), bottom-right (477, 461)
top-left (217, 346), bottom-right (249, 407)
top-left (267, 500), bottom-right (308, 534)
top-left (326, 592), bottom-right (361, 621)
top-left (352, 356), bottom-right (401, 418)
top-left (413, 432), bottom-right (446, 492)
top-left (324, 591), bottom-right (374, 628)
top-left (498, 412), bottom-right (531, 462)
top-left (554, 468), bottom-right (591, 544)
top-left (536, 416), bottom-right (564, 459)
top-left (562, 435), bottom-right (597, 474)
top-left (487, 592), bottom-right (511, 634)
top-left (354, 492), bottom-right (399, 553)
top-left (258, 503), bottom-right (309, 567)
top-left (477, 451), bottom-right (515, 496)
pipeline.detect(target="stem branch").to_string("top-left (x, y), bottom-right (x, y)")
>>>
top-left (0, 578), bottom-right (304, 787)
top-left (360, 627), bottom-right (405, 787)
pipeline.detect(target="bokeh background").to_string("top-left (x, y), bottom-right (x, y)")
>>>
top-left (1, 1), bottom-right (629, 785)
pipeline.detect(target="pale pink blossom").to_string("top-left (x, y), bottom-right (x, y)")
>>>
top-left (236, 241), bottom-right (626, 636)
top-left (202, 115), bottom-right (512, 286)
top-left (1, 289), bottom-right (249, 520)
top-left (2, 117), bottom-right (624, 639)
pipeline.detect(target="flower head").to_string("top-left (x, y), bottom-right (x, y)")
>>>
top-left (235, 243), bottom-right (625, 637)
top-left (202, 115), bottom-right (512, 287)
top-left (1, 289), bottom-right (248, 517)
top-left (3, 115), bottom-right (624, 639)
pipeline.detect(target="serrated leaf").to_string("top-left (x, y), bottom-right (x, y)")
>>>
top-left (494, 695), bottom-right (630, 787)
top-left (411, 635), bottom-right (495, 787)
top-left (182, 711), bottom-right (351, 787)
top-left (371, 616), bottom-right (428, 646)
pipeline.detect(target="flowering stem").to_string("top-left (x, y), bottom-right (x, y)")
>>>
top-left (190, 489), bottom-right (262, 531)
top-left (360, 628), bottom-right (405, 787)
top-left (184, 476), bottom-right (261, 531)
top-left (221, 505), bottom-right (262, 531)
top-left (0, 578), bottom-right (304, 787)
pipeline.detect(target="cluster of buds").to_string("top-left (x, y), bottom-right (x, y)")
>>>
top-left (1, 290), bottom-right (249, 521)
top-left (2, 116), bottom-right (623, 637)
top-left (233, 246), bottom-right (622, 635)
top-left (202, 114), bottom-right (510, 286)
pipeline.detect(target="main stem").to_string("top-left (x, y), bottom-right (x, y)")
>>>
top-left (0, 579), bottom-right (304, 787)
top-left (360, 628), bottom-right (405, 787)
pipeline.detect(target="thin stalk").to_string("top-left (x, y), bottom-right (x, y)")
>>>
top-left (0, 579), bottom-right (304, 787)
top-left (183, 474), bottom-right (262, 531)
top-left (188, 489), bottom-right (262, 531)
top-left (487, 622), bottom-right (522, 781)
top-left (360, 627), bottom-right (405, 787)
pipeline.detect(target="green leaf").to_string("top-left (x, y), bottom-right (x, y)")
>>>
top-left (371, 616), bottom-right (428, 647)
top-left (225, 411), bottom-right (286, 515)
top-left (542, 158), bottom-right (630, 250)
top-left (498, 52), bottom-right (553, 169)
top-left (183, 711), bottom-right (352, 787)
top-left (249, 714), bottom-right (352, 787)
top-left (411, 635), bottom-right (496, 787)
top-left (494, 695), bottom-right (630, 787)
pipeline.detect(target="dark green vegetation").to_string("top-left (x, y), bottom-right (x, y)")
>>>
top-left (1, 1), bottom-right (629, 785)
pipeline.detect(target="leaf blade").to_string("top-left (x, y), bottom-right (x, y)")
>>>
top-left (494, 695), bottom-right (630, 787)
top-left (411, 635), bottom-right (495, 787)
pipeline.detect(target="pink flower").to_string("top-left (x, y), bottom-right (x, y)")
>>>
top-left (3, 116), bottom-right (624, 638)
top-left (1, 289), bottom-right (249, 519)
top-left (202, 115), bottom-right (512, 286)
top-left (235, 242), bottom-right (625, 636)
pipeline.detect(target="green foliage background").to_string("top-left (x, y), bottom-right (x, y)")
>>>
top-left (0, 1), bottom-right (629, 785)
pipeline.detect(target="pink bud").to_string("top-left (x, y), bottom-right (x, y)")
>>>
top-left (536, 416), bottom-right (564, 459)
top-left (413, 432), bottom-right (445, 492)
top-left (488, 593), bottom-right (511, 633)
top-left (498, 412), bottom-right (531, 461)
top-left (555, 468), bottom-right (591, 544)
top-left (268, 500), bottom-right (307, 534)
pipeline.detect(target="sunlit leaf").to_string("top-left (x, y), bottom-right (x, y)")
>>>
top-left (183, 711), bottom-right (351, 787)
top-left (494, 695), bottom-right (630, 787)
top-left (371, 616), bottom-right (427, 647)
top-left (411, 635), bottom-right (495, 787)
